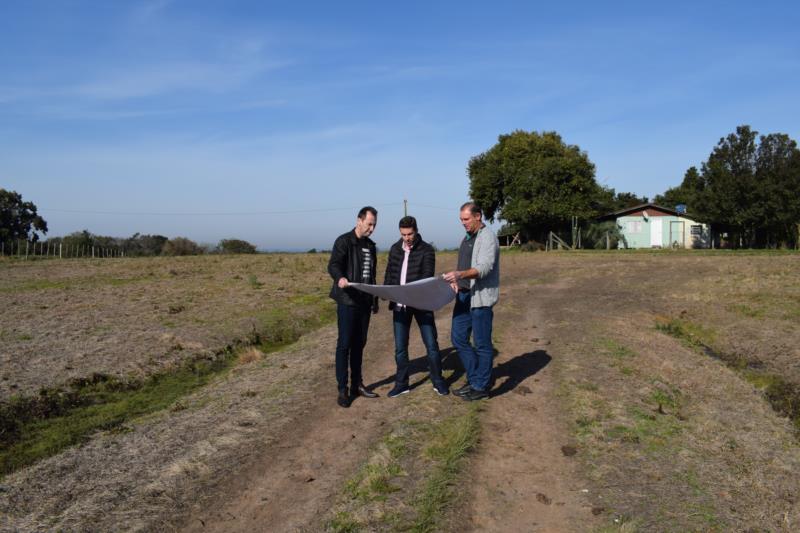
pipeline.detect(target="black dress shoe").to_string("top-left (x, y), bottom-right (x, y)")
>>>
top-left (453, 384), bottom-right (472, 397)
top-left (461, 388), bottom-right (489, 401)
top-left (353, 383), bottom-right (379, 399)
top-left (337, 390), bottom-right (351, 408)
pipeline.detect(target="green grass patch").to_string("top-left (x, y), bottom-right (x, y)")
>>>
top-left (595, 338), bottom-right (638, 375)
top-left (327, 511), bottom-right (362, 533)
top-left (654, 317), bottom-right (716, 349)
top-left (0, 354), bottom-right (236, 478)
top-left (596, 338), bottom-right (637, 360)
top-left (329, 405), bottom-right (481, 532)
top-left (409, 403), bottom-right (482, 533)
top-left (727, 303), bottom-right (764, 318)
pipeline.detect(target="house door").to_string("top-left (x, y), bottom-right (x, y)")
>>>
top-left (650, 219), bottom-right (663, 247)
top-left (670, 221), bottom-right (685, 248)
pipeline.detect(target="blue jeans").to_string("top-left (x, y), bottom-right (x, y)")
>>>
top-left (451, 291), bottom-right (494, 392)
top-left (335, 303), bottom-right (372, 392)
top-left (393, 307), bottom-right (444, 387)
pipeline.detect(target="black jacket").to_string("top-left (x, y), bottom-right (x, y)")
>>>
top-left (328, 229), bottom-right (378, 308)
top-left (383, 233), bottom-right (436, 310)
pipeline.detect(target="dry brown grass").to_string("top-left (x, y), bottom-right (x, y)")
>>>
top-left (500, 250), bottom-right (800, 531)
top-left (3, 250), bottom-right (800, 531)
top-left (0, 253), bottom-right (331, 400)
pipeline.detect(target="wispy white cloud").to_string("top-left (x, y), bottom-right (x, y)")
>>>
top-left (130, 0), bottom-right (175, 22)
top-left (71, 59), bottom-right (286, 100)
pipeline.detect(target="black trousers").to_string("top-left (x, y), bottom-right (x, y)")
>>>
top-left (335, 303), bottom-right (372, 392)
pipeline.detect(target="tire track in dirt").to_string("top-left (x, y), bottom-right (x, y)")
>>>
top-left (184, 308), bottom-right (448, 532)
top-left (464, 279), bottom-right (599, 532)
top-left (187, 278), bottom-right (599, 532)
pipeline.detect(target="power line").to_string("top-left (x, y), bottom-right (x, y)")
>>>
top-left (39, 203), bottom-right (401, 217)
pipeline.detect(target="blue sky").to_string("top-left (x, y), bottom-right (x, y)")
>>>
top-left (2, 0), bottom-right (798, 250)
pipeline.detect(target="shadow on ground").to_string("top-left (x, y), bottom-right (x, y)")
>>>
top-left (368, 347), bottom-right (550, 398)
top-left (490, 350), bottom-right (551, 397)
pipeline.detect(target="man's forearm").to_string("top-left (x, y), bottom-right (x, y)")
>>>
top-left (443, 267), bottom-right (479, 283)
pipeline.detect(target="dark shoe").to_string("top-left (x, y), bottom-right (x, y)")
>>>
top-left (432, 382), bottom-right (450, 396)
top-left (354, 383), bottom-right (379, 399)
top-left (461, 388), bottom-right (489, 401)
top-left (453, 384), bottom-right (472, 397)
top-left (388, 384), bottom-right (410, 398)
top-left (337, 390), bottom-right (351, 408)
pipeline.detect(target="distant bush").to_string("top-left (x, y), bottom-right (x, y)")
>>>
top-left (218, 238), bottom-right (257, 254)
top-left (162, 237), bottom-right (204, 256)
top-left (520, 240), bottom-right (545, 252)
top-left (125, 233), bottom-right (168, 256)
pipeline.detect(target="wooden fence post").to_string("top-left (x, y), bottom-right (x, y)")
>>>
top-left (60, 243), bottom-right (63, 258)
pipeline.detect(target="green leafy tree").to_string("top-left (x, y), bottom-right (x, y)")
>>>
top-left (683, 125), bottom-right (800, 248)
top-left (124, 233), bottom-right (168, 256)
top-left (596, 189), bottom-right (650, 213)
top-left (0, 189), bottom-right (48, 247)
top-left (218, 238), bottom-right (257, 254)
top-left (653, 167), bottom-right (703, 212)
top-left (468, 130), bottom-right (603, 241)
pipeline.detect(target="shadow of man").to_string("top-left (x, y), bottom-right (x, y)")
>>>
top-left (369, 347), bottom-right (463, 391)
top-left (490, 350), bottom-right (552, 398)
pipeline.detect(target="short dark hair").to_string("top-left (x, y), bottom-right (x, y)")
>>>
top-left (398, 216), bottom-right (418, 232)
top-left (358, 206), bottom-right (378, 219)
top-left (460, 202), bottom-right (482, 216)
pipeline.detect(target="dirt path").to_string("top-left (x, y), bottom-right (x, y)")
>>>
top-left (465, 279), bottom-right (598, 532)
top-left (184, 309), bottom-right (404, 532)
top-left (189, 277), bottom-right (595, 532)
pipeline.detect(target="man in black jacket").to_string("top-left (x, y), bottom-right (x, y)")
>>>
top-left (328, 206), bottom-right (380, 408)
top-left (383, 216), bottom-right (449, 397)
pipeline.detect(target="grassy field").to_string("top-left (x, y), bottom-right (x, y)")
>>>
top-left (2, 250), bottom-right (800, 531)
top-left (0, 253), bottom-right (334, 475)
top-left (502, 250), bottom-right (800, 531)
top-left (0, 253), bottom-right (333, 400)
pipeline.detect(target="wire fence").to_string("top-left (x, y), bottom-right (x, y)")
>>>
top-left (0, 240), bottom-right (124, 259)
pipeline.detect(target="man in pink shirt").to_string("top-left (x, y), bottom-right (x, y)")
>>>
top-left (383, 216), bottom-right (448, 397)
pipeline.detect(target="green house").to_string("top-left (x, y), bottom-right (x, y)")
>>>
top-left (601, 203), bottom-right (710, 249)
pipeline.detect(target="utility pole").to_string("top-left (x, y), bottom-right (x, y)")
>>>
top-left (404, 198), bottom-right (408, 217)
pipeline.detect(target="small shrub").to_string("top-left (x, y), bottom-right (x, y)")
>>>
top-left (162, 237), bottom-right (204, 256)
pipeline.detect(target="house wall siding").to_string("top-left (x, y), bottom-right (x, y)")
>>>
top-left (617, 215), bottom-right (709, 249)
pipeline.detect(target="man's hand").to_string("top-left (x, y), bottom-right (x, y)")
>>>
top-left (338, 277), bottom-right (349, 289)
top-left (442, 271), bottom-right (460, 283)
top-left (448, 281), bottom-right (459, 293)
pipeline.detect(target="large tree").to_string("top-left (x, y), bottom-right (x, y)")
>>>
top-left (653, 166), bottom-right (703, 212)
top-left (0, 189), bottom-right (48, 247)
top-left (685, 125), bottom-right (800, 247)
top-left (468, 130), bottom-right (603, 241)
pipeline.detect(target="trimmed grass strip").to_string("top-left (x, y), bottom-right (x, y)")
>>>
top-left (410, 403), bottom-right (482, 533)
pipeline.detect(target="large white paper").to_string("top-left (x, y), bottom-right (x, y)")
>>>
top-left (349, 277), bottom-right (456, 311)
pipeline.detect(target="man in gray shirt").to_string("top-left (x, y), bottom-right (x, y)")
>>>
top-left (443, 202), bottom-right (500, 401)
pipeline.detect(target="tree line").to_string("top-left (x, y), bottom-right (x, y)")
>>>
top-left (4, 125), bottom-right (799, 250)
top-left (469, 125), bottom-right (800, 249)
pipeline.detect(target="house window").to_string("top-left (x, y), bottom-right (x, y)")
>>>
top-left (690, 225), bottom-right (702, 235)
top-left (626, 221), bottom-right (643, 233)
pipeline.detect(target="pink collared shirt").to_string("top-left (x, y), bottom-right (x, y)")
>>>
top-left (397, 240), bottom-right (411, 308)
